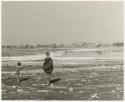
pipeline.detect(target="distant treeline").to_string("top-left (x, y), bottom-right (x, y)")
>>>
top-left (2, 42), bottom-right (124, 49)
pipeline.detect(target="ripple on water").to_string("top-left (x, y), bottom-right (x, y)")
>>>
top-left (37, 90), bottom-right (54, 94)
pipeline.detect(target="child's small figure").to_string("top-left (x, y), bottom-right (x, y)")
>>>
top-left (16, 62), bottom-right (22, 83)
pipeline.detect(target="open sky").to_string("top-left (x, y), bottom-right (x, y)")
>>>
top-left (2, 1), bottom-right (123, 45)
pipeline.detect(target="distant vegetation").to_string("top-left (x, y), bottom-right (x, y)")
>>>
top-left (2, 42), bottom-right (124, 49)
top-left (112, 42), bottom-right (124, 47)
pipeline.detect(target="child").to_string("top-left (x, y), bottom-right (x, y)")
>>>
top-left (16, 62), bottom-right (23, 83)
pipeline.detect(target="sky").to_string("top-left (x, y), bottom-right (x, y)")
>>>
top-left (2, 1), bottom-right (123, 45)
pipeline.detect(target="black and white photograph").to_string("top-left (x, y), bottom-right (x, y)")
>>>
top-left (1, 0), bottom-right (124, 100)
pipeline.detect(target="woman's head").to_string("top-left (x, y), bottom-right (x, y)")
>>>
top-left (46, 52), bottom-right (50, 57)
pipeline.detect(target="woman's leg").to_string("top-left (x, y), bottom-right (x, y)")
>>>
top-left (44, 72), bottom-right (49, 84)
top-left (47, 73), bottom-right (51, 82)
top-left (44, 72), bottom-right (51, 85)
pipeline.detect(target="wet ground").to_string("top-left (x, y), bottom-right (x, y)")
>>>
top-left (2, 47), bottom-right (124, 100)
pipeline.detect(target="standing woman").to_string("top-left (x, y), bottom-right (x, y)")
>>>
top-left (43, 52), bottom-right (53, 85)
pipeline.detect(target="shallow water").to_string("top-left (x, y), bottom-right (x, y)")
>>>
top-left (2, 47), bottom-right (124, 100)
top-left (2, 47), bottom-right (123, 62)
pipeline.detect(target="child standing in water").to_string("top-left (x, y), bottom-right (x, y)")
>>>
top-left (16, 62), bottom-right (23, 83)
